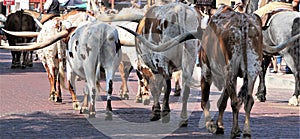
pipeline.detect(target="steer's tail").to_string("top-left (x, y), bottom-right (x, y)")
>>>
top-left (59, 59), bottom-right (67, 90)
top-left (58, 42), bottom-right (67, 90)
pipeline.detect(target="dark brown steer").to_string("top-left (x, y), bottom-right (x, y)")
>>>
top-left (199, 5), bottom-right (263, 138)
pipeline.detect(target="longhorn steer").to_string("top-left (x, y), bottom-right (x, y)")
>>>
top-left (255, 11), bottom-right (300, 106)
top-left (119, 2), bottom-right (202, 126)
top-left (36, 19), bottom-right (70, 103)
top-left (67, 21), bottom-right (122, 118)
top-left (32, 12), bottom-right (93, 109)
top-left (243, 0), bottom-right (300, 106)
top-left (3, 10), bottom-right (36, 68)
top-left (35, 11), bottom-right (95, 107)
top-left (199, 5), bottom-right (263, 138)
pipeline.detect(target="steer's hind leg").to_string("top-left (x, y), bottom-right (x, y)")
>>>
top-left (289, 73), bottom-right (300, 106)
top-left (256, 55), bottom-right (271, 102)
top-left (67, 67), bottom-right (80, 110)
top-left (21, 51), bottom-right (27, 69)
top-left (84, 65), bottom-right (97, 118)
top-left (288, 57), bottom-right (300, 106)
top-left (162, 79), bottom-right (171, 123)
top-left (179, 80), bottom-right (191, 127)
top-left (240, 75), bottom-right (256, 138)
top-left (80, 88), bottom-right (89, 115)
top-left (118, 62), bottom-right (132, 100)
top-left (27, 51), bottom-right (34, 67)
top-left (215, 86), bottom-right (231, 134)
top-left (44, 64), bottom-right (57, 102)
top-left (200, 72), bottom-right (216, 133)
top-left (173, 71), bottom-right (181, 96)
top-left (86, 81), bottom-right (96, 118)
top-left (105, 67), bottom-right (118, 120)
top-left (11, 51), bottom-right (21, 68)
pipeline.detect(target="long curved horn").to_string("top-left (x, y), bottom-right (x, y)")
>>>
top-left (263, 34), bottom-right (300, 54)
top-left (94, 14), bottom-right (144, 22)
top-left (2, 28), bottom-right (39, 37)
top-left (118, 25), bottom-right (200, 52)
top-left (90, 0), bottom-right (143, 22)
top-left (0, 30), bottom-right (69, 51)
top-left (120, 40), bottom-right (135, 46)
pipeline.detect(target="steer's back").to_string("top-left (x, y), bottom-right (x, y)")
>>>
top-left (136, 3), bottom-right (201, 75)
top-left (67, 21), bottom-right (121, 79)
top-left (200, 5), bottom-right (263, 90)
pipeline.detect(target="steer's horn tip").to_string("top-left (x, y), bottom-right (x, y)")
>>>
top-left (117, 25), bottom-right (138, 37)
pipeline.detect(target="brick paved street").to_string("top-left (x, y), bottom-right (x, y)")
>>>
top-left (0, 49), bottom-right (299, 139)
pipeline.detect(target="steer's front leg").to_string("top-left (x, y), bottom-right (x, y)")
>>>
top-left (149, 77), bottom-right (161, 121)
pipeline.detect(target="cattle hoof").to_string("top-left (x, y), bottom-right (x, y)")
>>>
top-left (150, 113), bottom-right (161, 121)
top-left (179, 119), bottom-right (188, 127)
top-left (254, 94), bottom-right (266, 102)
top-left (48, 94), bottom-right (55, 102)
top-left (120, 93), bottom-right (129, 100)
top-left (288, 96), bottom-right (299, 106)
top-left (11, 62), bottom-right (21, 69)
top-left (216, 127), bottom-right (224, 134)
top-left (11, 64), bottom-right (17, 69)
top-left (53, 95), bottom-right (62, 103)
top-left (243, 133), bottom-right (251, 139)
top-left (206, 120), bottom-right (217, 133)
top-left (174, 89), bottom-right (181, 96)
top-left (21, 64), bottom-right (26, 69)
top-left (135, 97), bottom-right (142, 103)
top-left (142, 95), bottom-right (150, 105)
top-left (73, 102), bottom-right (81, 110)
top-left (89, 112), bottom-right (96, 118)
top-left (230, 129), bottom-right (242, 138)
top-left (27, 62), bottom-right (33, 67)
top-left (80, 107), bottom-right (89, 114)
top-left (123, 94), bottom-right (129, 100)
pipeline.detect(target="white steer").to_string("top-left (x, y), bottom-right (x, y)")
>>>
top-left (119, 3), bottom-right (202, 126)
top-left (67, 21), bottom-right (122, 118)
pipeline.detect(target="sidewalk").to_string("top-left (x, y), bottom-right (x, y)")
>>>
top-left (265, 59), bottom-right (295, 89)
top-left (266, 73), bottom-right (294, 89)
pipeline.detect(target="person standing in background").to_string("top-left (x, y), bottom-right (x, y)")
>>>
top-left (292, 0), bottom-right (299, 11)
top-left (44, 0), bottom-right (60, 14)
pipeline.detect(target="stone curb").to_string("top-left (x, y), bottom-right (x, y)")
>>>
top-left (265, 74), bottom-right (295, 89)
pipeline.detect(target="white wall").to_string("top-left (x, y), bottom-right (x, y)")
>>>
top-left (11, 0), bottom-right (29, 11)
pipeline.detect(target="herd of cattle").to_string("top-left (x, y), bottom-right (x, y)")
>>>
top-left (0, 0), bottom-right (299, 138)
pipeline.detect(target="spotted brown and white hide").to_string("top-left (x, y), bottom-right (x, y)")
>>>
top-left (36, 12), bottom-right (95, 109)
top-left (199, 5), bottom-right (263, 138)
top-left (36, 19), bottom-right (70, 103)
top-left (67, 21), bottom-right (122, 118)
top-left (132, 3), bottom-right (201, 126)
